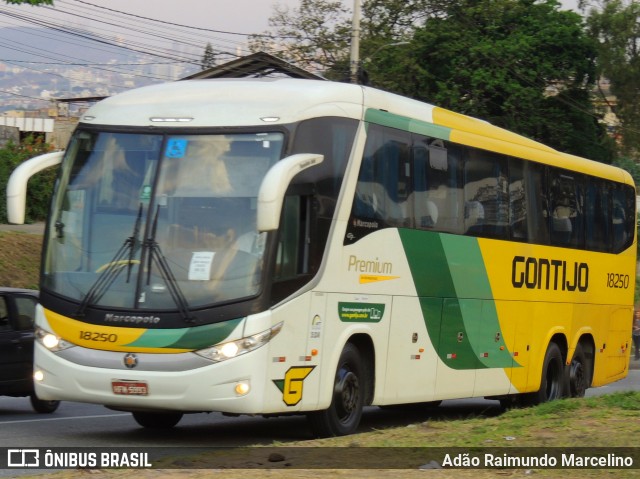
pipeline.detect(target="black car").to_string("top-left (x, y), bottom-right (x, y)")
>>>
top-left (0, 287), bottom-right (60, 413)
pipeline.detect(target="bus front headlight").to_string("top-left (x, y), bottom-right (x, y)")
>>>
top-left (195, 322), bottom-right (283, 363)
top-left (36, 327), bottom-right (75, 352)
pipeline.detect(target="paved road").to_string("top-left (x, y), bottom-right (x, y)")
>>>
top-left (0, 370), bottom-right (637, 447)
top-left (0, 370), bottom-right (636, 476)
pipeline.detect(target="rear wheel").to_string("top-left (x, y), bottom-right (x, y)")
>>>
top-left (132, 411), bottom-right (183, 429)
top-left (30, 394), bottom-right (60, 414)
top-left (522, 342), bottom-right (565, 406)
top-left (307, 343), bottom-right (366, 437)
top-left (568, 343), bottom-right (588, 398)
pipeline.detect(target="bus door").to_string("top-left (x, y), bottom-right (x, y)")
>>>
top-left (433, 299), bottom-right (477, 399)
top-left (434, 298), bottom-right (515, 398)
top-left (382, 296), bottom-right (438, 405)
top-left (469, 300), bottom-right (514, 397)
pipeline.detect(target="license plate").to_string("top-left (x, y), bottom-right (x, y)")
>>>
top-left (112, 380), bottom-right (148, 396)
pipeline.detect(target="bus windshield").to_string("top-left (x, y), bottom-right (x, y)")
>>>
top-left (43, 129), bottom-right (284, 311)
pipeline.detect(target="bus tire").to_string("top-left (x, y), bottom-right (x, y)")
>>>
top-left (132, 411), bottom-right (183, 429)
top-left (568, 343), bottom-right (588, 398)
top-left (524, 342), bottom-right (565, 406)
top-left (307, 343), bottom-right (365, 437)
top-left (30, 394), bottom-right (60, 414)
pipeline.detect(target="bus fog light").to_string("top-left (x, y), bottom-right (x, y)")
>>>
top-left (34, 370), bottom-right (44, 382)
top-left (235, 382), bottom-right (250, 396)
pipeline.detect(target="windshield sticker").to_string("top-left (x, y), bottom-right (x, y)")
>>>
top-left (165, 138), bottom-right (188, 159)
top-left (140, 185), bottom-right (152, 200)
top-left (338, 302), bottom-right (385, 323)
top-left (188, 251), bottom-right (215, 281)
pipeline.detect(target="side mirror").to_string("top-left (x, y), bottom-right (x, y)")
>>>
top-left (257, 153), bottom-right (324, 232)
top-left (6, 151), bottom-right (64, 224)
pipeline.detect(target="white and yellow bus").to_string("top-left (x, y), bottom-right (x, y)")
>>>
top-left (8, 79), bottom-right (636, 436)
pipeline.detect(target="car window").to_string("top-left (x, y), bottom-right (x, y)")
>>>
top-left (0, 296), bottom-right (10, 331)
top-left (14, 296), bottom-right (37, 331)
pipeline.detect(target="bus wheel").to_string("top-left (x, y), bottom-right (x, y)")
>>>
top-left (132, 411), bottom-right (183, 429)
top-left (307, 343), bottom-right (365, 437)
top-left (30, 394), bottom-right (60, 414)
top-left (526, 342), bottom-right (565, 406)
top-left (568, 343), bottom-right (588, 398)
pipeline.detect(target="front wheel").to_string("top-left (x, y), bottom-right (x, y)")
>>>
top-left (132, 411), bottom-right (183, 429)
top-left (568, 343), bottom-right (588, 398)
top-left (307, 343), bottom-right (366, 437)
top-left (30, 394), bottom-right (60, 414)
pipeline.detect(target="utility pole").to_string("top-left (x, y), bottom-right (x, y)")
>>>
top-left (349, 0), bottom-right (361, 83)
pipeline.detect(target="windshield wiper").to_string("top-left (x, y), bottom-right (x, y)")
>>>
top-left (144, 206), bottom-right (194, 323)
top-left (75, 203), bottom-right (143, 317)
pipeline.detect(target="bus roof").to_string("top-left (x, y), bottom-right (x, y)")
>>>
top-left (80, 78), bottom-right (633, 187)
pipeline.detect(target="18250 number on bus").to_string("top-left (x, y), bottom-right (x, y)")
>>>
top-left (606, 273), bottom-right (630, 289)
top-left (79, 331), bottom-right (118, 342)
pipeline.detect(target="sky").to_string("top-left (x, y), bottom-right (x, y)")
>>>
top-left (3, 0), bottom-right (582, 49)
top-left (0, 0), bottom-right (583, 101)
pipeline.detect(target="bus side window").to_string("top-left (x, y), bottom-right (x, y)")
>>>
top-left (509, 159), bottom-right (549, 244)
top-left (463, 150), bottom-right (508, 238)
top-left (274, 195), bottom-right (310, 280)
top-left (611, 184), bottom-right (636, 253)
top-left (549, 170), bottom-right (584, 248)
top-left (412, 138), bottom-right (462, 234)
top-left (353, 124), bottom-right (411, 227)
top-left (412, 145), bottom-right (438, 229)
top-left (508, 158), bottom-right (527, 241)
top-left (585, 178), bottom-right (611, 252)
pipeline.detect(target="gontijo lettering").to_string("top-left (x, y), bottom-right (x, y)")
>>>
top-left (512, 256), bottom-right (588, 292)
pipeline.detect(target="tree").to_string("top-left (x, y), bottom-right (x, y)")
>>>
top-left (0, 137), bottom-right (56, 223)
top-left (585, 0), bottom-right (640, 156)
top-left (248, 0), bottom-right (443, 80)
top-left (249, 0), bottom-right (353, 78)
top-left (255, 0), bottom-right (613, 161)
top-left (368, 0), bottom-right (614, 161)
top-left (201, 43), bottom-right (216, 70)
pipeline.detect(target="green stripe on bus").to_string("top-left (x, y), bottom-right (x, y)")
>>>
top-left (125, 318), bottom-right (243, 350)
top-left (399, 229), bottom-right (516, 370)
top-left (364, 109), bottom-right (452, 140)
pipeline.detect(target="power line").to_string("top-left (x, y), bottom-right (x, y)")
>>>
top-left (69, 0), bottom-right (292, 39)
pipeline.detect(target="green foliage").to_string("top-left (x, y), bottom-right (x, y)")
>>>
top-left (612, 157), bottom-right (640, 186)
top-left (258, 0), bottom-right (615, 162)
top-left (371, 0), bottom-right (613, 160)
top-left (584, 391), bottom-right (640, 411)
top-left (586, 0), bottom-right (640, 156)
top-left (201, 42), bottom-right (216, 71)
top-left (249, 0), bottom-right (353, 75)
top-left (0, 137), bottom-right (57, 224)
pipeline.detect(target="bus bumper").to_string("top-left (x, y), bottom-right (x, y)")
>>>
top-left (33, 342), bottom-right (271, 414)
